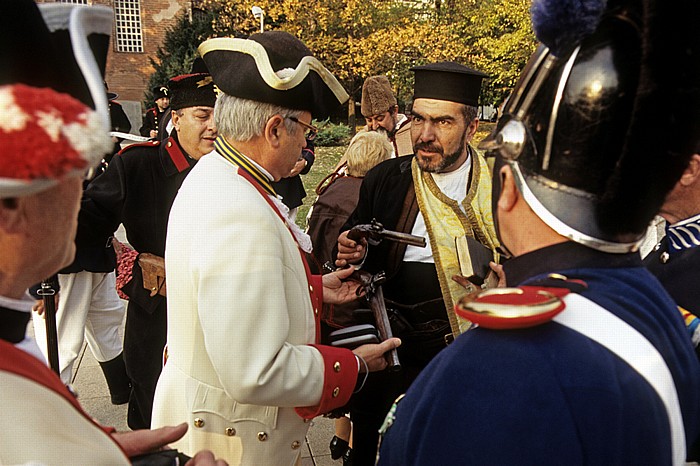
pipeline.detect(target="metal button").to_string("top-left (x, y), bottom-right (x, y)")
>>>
top-left (194, 418), bottom-right (205, 428)
top-left (309, 285), bottom-right (314, 293)
top-left (333, 361), bottom-right (341, 372)
top-left (314, 308), bottom-right (318, 314)
top-left (332, 387), bottom-right (340, 397)
top-left (291, 440), bottom-right (301, 450)
top-left (258, 432), bottom-right (268, 441)
top-left (660, 252), bottom-right (670, 264)
top-left (225, 427), bottom-right (236, 436)
top-left (167, 141), bottom-right (172, 147)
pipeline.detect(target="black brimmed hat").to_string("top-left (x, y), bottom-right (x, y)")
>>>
top-left (411, 62), bottom-right (488, 107)
top-left (168, 73), bottom-right (217, 110)
top-left (0, 0), bottom-right (113, 198)
top-left (198, 31), bottom-right (349, 119)
top-left (152, 85), bottom-right (170, 101)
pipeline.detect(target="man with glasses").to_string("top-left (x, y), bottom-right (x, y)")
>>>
top-left (271, 117), bottom-right (317, 222)
top-left (150, 31), bottom-right (400, 465)
top-left (335, 61), bottom-right (500, 465)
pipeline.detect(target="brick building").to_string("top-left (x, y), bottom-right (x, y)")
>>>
top-left (37, 0), bottom-right (203, 131)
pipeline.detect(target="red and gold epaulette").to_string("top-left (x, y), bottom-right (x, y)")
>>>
top-left (456, 275), bottom-right (588, 329)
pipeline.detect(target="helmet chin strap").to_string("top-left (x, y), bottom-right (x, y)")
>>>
top-left (491, 154), bottom-right (514, 260)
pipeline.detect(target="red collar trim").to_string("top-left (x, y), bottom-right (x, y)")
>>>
top-left (164, 137), bottom-right (191, 172)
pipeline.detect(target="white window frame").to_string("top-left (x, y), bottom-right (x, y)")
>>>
top-left (114, 0), bottom-right (144, 53)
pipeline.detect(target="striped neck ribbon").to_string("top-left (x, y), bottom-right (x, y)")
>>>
top-left (214, 135), bottom-right (277, 196)
top-left (666, 212), bottom-right (700, 253)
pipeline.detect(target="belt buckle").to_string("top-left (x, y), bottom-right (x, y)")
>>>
top-left (444, 333), bottom-right (454, 346)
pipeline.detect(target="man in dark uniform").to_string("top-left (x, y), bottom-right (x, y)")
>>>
top-left (80, 73), bottom-right (217, 429)
top-left (336, 62), bottom-right (499, 465)
top-left (106, 84), bottom-right (132, 162)
top-left (139, 85), bottom-right (170, 139)
top-left (378, 0), bottom-right (700, 463)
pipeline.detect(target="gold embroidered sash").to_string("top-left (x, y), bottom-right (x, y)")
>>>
top-left (412, 148), bottom-right (499, 336)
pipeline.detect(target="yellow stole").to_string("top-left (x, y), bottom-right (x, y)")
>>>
top-left (412, 147), bottom-right (499, 336)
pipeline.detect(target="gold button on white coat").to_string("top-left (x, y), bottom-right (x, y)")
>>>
top-left (258, 432), bottom-right (268, 441)
top-left (291, 440), bottom-right (301, 450)
top-left (225, 427), bottom-right (236, 436)
top-left (194, 418), bottom-right (205, 428)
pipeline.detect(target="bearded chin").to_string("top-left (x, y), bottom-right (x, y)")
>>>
top-left (415, 132), bottom-right (467, 173)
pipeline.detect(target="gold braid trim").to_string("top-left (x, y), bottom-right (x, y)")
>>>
top-left (412, 147), bottom-right (499, 336)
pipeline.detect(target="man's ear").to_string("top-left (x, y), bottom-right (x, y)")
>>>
top-left (679, 153), bottom-right (700, 186)
top-left (171, 110), bottom-right (180, 131)
top-left (465, 118), bottom-right (479, 143)
top-left (264, 114), bottom-right (285, 149)
top-left (0, 198), bottom-right (24, 234)
top-left (497, 164), bottom-right (518, 213)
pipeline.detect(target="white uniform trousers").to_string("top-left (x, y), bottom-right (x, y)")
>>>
top-left (32, 270), bottom-right (125, 383)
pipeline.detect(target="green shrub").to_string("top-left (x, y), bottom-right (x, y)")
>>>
top-left (313, 119), bottom-right (352, 147)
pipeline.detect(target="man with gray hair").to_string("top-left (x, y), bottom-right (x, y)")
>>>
top-left (151, 31), bottom-right (400, 465)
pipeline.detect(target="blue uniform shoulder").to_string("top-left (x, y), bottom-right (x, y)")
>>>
top-left (456, 276), bottom-right (587, 329)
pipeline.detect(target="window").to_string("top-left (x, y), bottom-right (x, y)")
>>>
top-left (58, 0), bottom-right (90, 4)
top-left (114, 0), bottom-right (143, 53)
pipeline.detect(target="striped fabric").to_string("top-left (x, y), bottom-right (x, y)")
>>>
top-left (214, 136), bottom-right (277, 196)
top-left (666, 213), bottom-right (700, 253)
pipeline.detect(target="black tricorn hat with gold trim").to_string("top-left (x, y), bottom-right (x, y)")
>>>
top-left (199, 31), bottom-right (349, 119)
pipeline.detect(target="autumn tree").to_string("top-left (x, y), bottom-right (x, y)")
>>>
top-left (143, 9), bottom-right (218, 108)
top-left (200, 0), bottom-right (536, 114)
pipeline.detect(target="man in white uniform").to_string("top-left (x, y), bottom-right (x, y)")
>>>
top-left (151, 31), bottom-right (400, 465)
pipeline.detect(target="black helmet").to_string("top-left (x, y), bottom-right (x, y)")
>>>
top-left (481, 0), bottom-right (700, 253)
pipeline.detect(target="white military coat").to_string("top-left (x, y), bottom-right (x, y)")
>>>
top-left (151, 148), bottom-right (357, 465)
top-left (0, 338), bottom-right (128, 465)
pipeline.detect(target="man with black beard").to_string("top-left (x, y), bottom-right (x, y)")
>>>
top-left (335, 61), bottom-right (499, 466)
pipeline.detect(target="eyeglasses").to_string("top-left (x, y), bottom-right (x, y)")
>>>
top-left (286, 116), bottom-right (318, 139)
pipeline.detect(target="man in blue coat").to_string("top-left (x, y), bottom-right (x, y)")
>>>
top-left (377, 0), bottom-right (700, 463)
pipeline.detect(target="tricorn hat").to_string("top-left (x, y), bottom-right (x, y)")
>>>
top-left (199, 31), bottom-right (349, 119)
top-left (152, 85), bottom-right (170, 101)
top-left (0, 0), bottom-right (113, 198)
top-left (480, 0), bottom-right (700, 253)
top-left (411, 62), bottom-right (487, 107)
top-left (168, 73), bottom-right (217, 111)
top-left (361, 75), bottom-right (397, 117)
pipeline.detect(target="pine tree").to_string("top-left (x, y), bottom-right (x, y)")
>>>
top-left (142, 9), bottom-right (219, 109)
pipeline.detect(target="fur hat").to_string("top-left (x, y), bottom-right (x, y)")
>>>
top-left (361, 75), bottom-right (397, 117)
top-left (0, 0), bottom-right (112, 198)
top-left (152, 85), bottom-right (170, 101)
top-left (168, 73), bottom-right (217, 110)
top-left (199, 31), bottom-right (348, 119)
